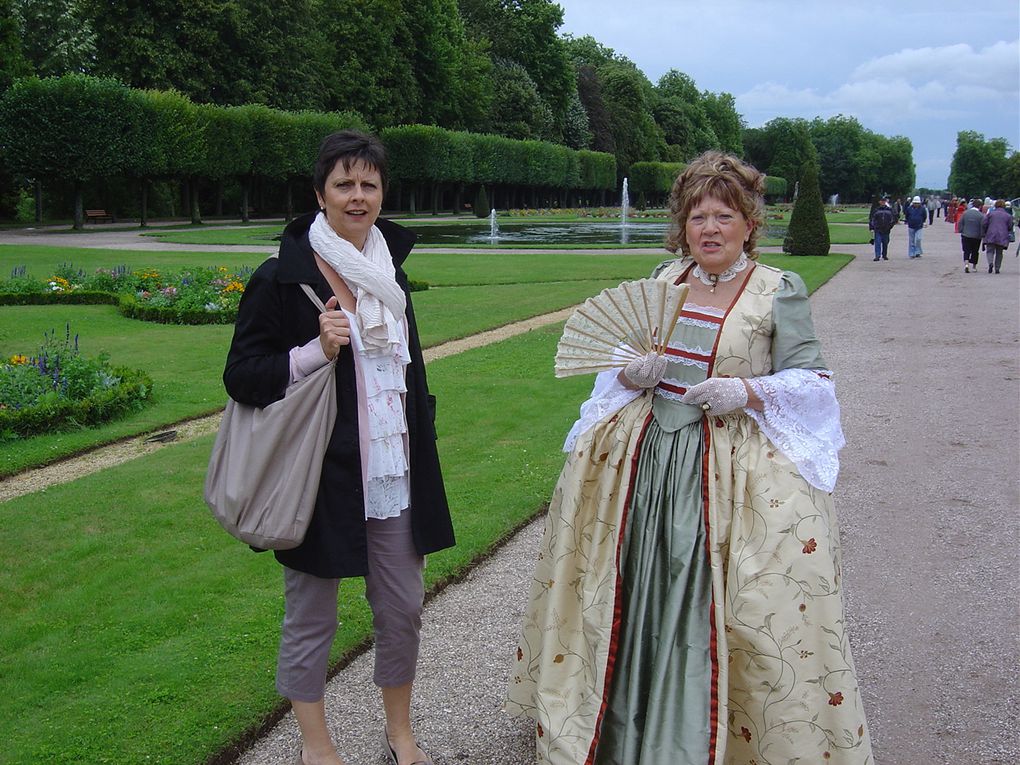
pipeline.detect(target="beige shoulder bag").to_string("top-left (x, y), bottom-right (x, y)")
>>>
top-left (204, 284), bottom-right (337, 549)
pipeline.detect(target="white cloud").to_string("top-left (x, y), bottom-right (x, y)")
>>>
top-left (851, 41), bottom-right (1020, 93)
top-left (738, 40), bottom-right (1019, 129)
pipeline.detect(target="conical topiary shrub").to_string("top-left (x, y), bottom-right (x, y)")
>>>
top-left (783, 163), bottom-right (830, 256)
top-left (473, 185), bottom-right (490, 218)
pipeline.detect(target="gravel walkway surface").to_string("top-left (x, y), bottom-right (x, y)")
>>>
top-left (231, 219), bottom-right (1020, 765)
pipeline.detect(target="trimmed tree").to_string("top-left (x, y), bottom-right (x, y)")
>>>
top-left (473, 184), bottom-right (489, 217)
top-left (784, 163), bottom-right (829, 256)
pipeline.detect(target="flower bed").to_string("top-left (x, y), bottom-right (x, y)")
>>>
top-left (0, 263), bottom-right (252, 324)
top-left (0, 325), bottom-right (153, 440)
top-left (0, 264), bottom-right (429, 324)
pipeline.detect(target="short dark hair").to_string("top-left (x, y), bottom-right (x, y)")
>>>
top-left (313, 130), bottom-right (388, 197)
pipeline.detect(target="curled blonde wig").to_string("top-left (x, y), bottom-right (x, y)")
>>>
top-left (665, 151), bottom-right (766, 259)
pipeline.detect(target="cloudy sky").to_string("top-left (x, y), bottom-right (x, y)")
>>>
top-left (554, 0), bottom-right (1019, 189)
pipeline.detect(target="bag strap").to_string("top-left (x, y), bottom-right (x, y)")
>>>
top-left (299, 282), bottom-right (328, 314)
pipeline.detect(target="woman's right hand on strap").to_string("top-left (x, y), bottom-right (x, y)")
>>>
top-left (318, 296), bottom-right (351, 359)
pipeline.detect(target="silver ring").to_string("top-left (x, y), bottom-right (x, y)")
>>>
top-left (701, 402), bottom-right (712, 411)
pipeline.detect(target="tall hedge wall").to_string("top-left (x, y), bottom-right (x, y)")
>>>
top-left (0, 75), bottom-right (616, 223)
top-left (628, 161), bottom-right (686, 206)
top-left (381, 124), bottom-right (614, 191)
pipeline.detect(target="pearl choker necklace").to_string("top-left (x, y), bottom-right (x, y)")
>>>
top-left (693, 253), bottom-right (748, 292)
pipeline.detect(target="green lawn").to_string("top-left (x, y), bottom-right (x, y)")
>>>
top-left (0, 250), bottom-right (848, 475)
top-left (828, 223), bottom-right (872, 244)
top-left (0, 277), bottom-right (639, 475)
top-left (0, 243), bottom-right (268, 275)
top-left (0, 326), bottom-right (595, 765)
top-left (0, 248), bottom-right (851, 764)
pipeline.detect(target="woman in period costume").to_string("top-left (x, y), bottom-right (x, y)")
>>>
top-left (225, 131), bottom-right (453, 765)
top-left (506, 152), bottom-right (872, 765)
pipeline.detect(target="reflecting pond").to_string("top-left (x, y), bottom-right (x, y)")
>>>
top-left (412, 220), bottom-right (670, 246)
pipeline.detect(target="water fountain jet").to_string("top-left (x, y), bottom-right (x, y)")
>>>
top-left (488, 208), bottom-right (499, 241)
top-left (621, 177), bottom-right (630, 229)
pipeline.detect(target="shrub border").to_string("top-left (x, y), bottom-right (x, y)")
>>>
top-left (0, 365), bottom-right (154, 439)
top-left (0, 279), bottom-right (431, 324)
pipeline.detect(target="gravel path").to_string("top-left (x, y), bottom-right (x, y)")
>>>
top-left (235, 219), bottom-right (1020, 765)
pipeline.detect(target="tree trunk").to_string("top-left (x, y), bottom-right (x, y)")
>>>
top-left (215, 180), bottom-right (224, 217)
top-left (453, 183), bottom-right (463, 215)
top-left (431, 183), bottom-right (439, 215)
top-left (241, 180), bottom-right (251, 223)
top-left (140, 180), bottom-right (149, 227)
top-left (34, 179), bottom-right (42, 223)
top-left (409, 183), bottom-right (416, 213)
top-left (73, 181), bottom-right (83, 230)
top-left (285, 181), bottom-right (293, 222)
top-left (190, 178), bottom-right (202, 225)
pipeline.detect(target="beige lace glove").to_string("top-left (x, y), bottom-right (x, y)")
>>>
top-left (622, 352), bottom-right (667, 388)
top-left (681, 377), bottom-right (748, 413)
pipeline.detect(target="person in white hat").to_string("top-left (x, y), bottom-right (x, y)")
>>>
top-left (903, 195), bottom-right (927, 258)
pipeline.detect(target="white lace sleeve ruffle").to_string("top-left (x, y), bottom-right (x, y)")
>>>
top-left (745, 367), bottom-right (845, 492)
top-left (562, 369), bottom-right (642, 452)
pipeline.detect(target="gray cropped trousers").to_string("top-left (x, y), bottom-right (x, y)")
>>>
top-left (275, 509), bottom-right (425, 702)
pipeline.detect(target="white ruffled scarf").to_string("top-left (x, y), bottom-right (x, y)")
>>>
top-left (308, 212), bottom-right (406, 353)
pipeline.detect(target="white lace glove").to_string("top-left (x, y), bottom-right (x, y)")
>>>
top-left (622, 352), bottom-right (667, 389)
top-left (682, 377), bottom-right (748, 413)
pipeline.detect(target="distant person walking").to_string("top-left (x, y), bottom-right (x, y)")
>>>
top-left (981, 199), bottom-right (1014, 274)
top-left (869, 196), bottom-right (897, 261)
top-left (904, 196), bottom-right (926, 258)
top-left (947, 198), bottom-right (961, 224)
top-left (959, 199), bottom-right (985, 273)
top-left (926, 196), bottom-right (938, 224)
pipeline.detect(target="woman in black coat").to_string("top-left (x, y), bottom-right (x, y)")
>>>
top-left (224, 131), bottom-right (453, 765)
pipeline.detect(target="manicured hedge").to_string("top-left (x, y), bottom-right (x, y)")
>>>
top-left (0, 292), bottom-right (120, 307)
top-left (381, 124), bottom-right (615, 192)
top-left (115, 293), bottom-right (237, 325)
top-left (628, 162), bottom-right (686, 206)
top-left (0, 279), bottom-right (429, 326)
top-left (0, 76), bottom-right (615, 221)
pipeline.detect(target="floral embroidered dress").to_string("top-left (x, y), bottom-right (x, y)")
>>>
top-left (506, 259), bottom-right (872, 765)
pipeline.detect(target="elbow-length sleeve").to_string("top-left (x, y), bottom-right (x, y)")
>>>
top-left (745, 272), bottom-right (845, 491)
top-left (223, 265), bottom-right (293, 408)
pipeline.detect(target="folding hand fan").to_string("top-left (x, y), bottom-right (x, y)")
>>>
top-left (554, 278), bottom-right (690, 378)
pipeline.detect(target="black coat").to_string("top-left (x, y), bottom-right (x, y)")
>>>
top-left (223, 212), bottom-right (455, 578)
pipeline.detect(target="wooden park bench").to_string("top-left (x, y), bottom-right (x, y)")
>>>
top-left (85, 209), bottom-right (115, 223)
